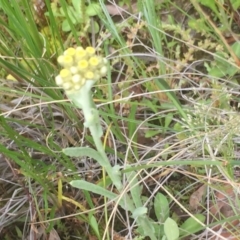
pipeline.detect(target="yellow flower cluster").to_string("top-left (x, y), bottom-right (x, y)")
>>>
top-left (55, 46), bottom-right (107, 93)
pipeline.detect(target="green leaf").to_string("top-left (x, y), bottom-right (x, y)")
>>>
top-left (164, 217), bottom-right (179, 240)
top-left (59, 7), bottom-right (65, 16)
top-left (208, 44), bottom-right (240, 77)
top-left (15, 226), bottom-right (23, 238)
top-left (199, 0), bottom-right (218, 14)
top-left (63, 147), bottom-right (102, 160)
top-left (179, 214), bottom-right (205, 236)
top-left (88, 215), bottom-right (100, 238)
top-left (67, 6), bottom-right (78, 23)
top-left (232, 0), bottom-right (240, 10)
top-left (72, 0), bottom-right (81, 15)
top-left (209, 50), bottom-right (238, 77)
top-left (188, 19), bottom-right (207, 32)
top-left (231, 41), bottom-right (240, 58)
top-left (208, 66), bottom-right (225, 78)
top-left (137, 216), bottom-right (157, 240)
top-left (70, 180), bottom-right (134, 211)
top-left (154, 79), bottom-right (187, 120)
top-left (126, 169), bottom-right (143, 208)
top-left (173, 122), bottom-right (187, 140)
top-left (71, 180), bottom-right (117, 198)
top-left (87, 20), bottom-right (99, 34)
top-left (164, 113), bottom-right (173, 129)
top-left (62, 19), bottom-right (71, 32)
top-left (86, 3), bottom-right (101, 17)
top-left (154, 193), bottom-right (169, 222)
top-left (132, 207), bottom-right (148, 219)
top-left (145, 130), bottom-right (162, 138)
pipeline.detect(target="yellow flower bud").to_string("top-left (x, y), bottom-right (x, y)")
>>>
top-left (75, 49), bottom-right (87, 61)
top-left (74, 84), bottom-right (81, 90)
top-left (94, 73), bottom-right (101, 81)
top-left (78, 60), bottom-right (89, 71)
top-left (86, 47), bottom-right (95, 56)
top-left (64, 47), bottom-right (76, 56)
top-left (76, 46), bottom-right (84, 51)
top-left (102, 58), bottom-right (108, 64)
top-left (99, 66), bottom-right (107, 76)
top-left (85, 71), bottom-right (95, 79)
top-left (89, 57), bottom-right (100, 68)
top-left (60, 69), bottom-right (71, 79)
top-left (57, 55), bottom-right (65, 66)
top-left (63, 82), bottom-right (72, 90)
top-left (62, 55), bottom-right (73, 67)
top-left (72, 74), bottom-right (81, 83)
top-left (55, 75), bottom-right (64, 86)
top-left (70, 66), bottom-right (78, 74)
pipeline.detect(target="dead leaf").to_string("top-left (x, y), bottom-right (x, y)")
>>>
top-left (48, 228), bottom-right (61, 240)
top-left (105, 4), bottom-right (125, 16)
top-left (209, 184), bottom-right (240, 238)
top-left (189, 184), bottom-right (207, 210)
top-left (210, 231), bottom-right (240, 240)
top-left (105, 3), bottom-right (138, 16)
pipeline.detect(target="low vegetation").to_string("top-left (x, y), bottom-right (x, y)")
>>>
top-left (1, 0), bottom-right (240, 239)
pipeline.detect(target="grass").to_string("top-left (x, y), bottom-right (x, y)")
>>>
top-left (1, 0), bottom-right (240, 239)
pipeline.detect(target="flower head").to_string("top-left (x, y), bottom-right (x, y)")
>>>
top-left (56, 46), bottom-right (108, 94)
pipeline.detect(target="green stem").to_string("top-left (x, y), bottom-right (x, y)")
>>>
top-left (67, 81), bottom-right (123, 190)
top-left (68, 81), bottom-right (156, 239)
